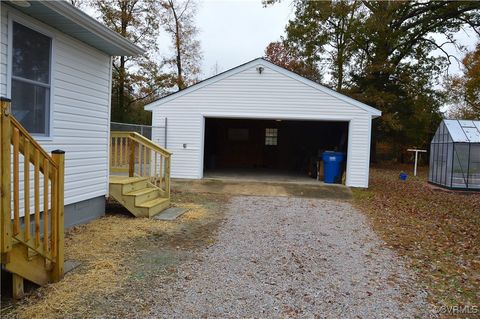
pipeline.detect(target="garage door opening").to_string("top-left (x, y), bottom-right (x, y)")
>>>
top-left (203, 118), bottom-right (349, 183)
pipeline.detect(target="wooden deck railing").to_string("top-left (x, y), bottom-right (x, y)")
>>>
top-left (110, 131), bottom-right (171, 196)
top-left (0, 97), bottom-right (65, 286)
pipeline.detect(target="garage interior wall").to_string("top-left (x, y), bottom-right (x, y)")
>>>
top-left (204, 118), bottom-right (349, 178)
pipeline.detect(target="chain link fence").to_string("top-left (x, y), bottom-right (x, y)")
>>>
top-left (110, 120), bottom-right (167, 148)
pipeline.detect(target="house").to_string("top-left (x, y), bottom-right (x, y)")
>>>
top-left (1, 0), bottom-right (174, 298)
top-left (145, 58), bottom-right (381, 188)
top-left (1, 0), bottom-right (143, 227)
top-left (429, 119), bottom-right (480, 190)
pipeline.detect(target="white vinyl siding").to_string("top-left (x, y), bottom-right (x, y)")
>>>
top-left (0, 5), bottom-right (8, 97)
top-left (2, 4), bottom-right (111, 214)
top-left (149, 61), bottom-right (376, 187)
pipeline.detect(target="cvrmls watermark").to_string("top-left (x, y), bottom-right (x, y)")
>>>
top-left (429, 305), bottom-right (478, 318)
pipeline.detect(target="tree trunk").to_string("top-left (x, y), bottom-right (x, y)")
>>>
top-left (175, 27), bottom-right (183, 90)
top-left (336, 50), bottom-right (344, 92)
top-left (170, 0), bottom-right (183, 90)
top-left (118, 0), bottom-right (128, 122)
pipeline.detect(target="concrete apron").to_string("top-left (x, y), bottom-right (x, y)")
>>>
top-left (172, 178), bottom-right (352, 200)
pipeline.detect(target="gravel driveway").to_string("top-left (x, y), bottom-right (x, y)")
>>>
top-left (151, 196), bottom-right (428, 318)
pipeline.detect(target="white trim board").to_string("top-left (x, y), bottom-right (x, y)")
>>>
top-left (7, 10), bottom-right (56, 140)
top-left (200, 113), bottom-right (356, 122)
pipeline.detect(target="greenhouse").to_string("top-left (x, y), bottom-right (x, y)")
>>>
top-left (429, 119), bottom-right (480, 190)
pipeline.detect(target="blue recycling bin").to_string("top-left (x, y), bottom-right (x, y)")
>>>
top-left (322, 151), bottom-right (345, 184)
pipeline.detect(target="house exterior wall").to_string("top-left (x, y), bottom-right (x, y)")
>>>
top-left (150, 62), bottom-right (374, 187)
top-left (1, 4), bottom-right (8, 96)
top-left (1, 4), bottom-right (111, 220)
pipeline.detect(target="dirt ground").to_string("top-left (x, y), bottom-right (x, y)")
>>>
top-left (1, 191), bottom-right (228, 319)
top-left (172, 178), bottom-right (352, 200)
top-left (1, 186), bottom-right (428, 319)
top-left (3, 167), bottom-right (475, 318)
top-left (1, 177), bottom-right (352, 319)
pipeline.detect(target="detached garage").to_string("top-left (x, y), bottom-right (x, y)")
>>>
top-left (145, 58), bottom-right (381, 188)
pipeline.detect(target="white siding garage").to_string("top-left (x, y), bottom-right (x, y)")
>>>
top-left (145, 58), bottom-right (381, 188)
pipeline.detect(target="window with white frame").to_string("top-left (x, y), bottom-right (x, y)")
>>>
top-left (11, 21), bottom-right (52, 136)
top-left (265, 128), bottom-right (278, 146)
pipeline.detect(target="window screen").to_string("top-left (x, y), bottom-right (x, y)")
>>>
top-left (11, 22), bottom-right (52, 136)
top-left (265, 128), bottom-right (278, 146)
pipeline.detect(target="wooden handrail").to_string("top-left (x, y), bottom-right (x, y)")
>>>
top-left (1, 99), bottom-right (12, 254)
top-left (0, 98), bottom-right (64, 282)
top-left (11, 116), bottom-right (58, 170)
top-left (112, 131), bottom-right (172, 157)
top-left (130, 131), bottom-right (172, 156)
top-left (110, 131), bottom-right (171, 196)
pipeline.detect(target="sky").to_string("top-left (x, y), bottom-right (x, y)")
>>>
top-left (193, 0), bottom-right (295, 77)
top-left (84, 0), bottom-right (477, 80)
top-left (187, 0), bottom-right (477, 79)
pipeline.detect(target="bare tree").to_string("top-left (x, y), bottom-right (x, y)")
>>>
top-left (71, 0), bottom-right (173, 123)
top-left (161, 0), bottom-right (202, 90)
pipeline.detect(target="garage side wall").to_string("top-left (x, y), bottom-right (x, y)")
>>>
top-left (151, 63), bottom-right (373, 187)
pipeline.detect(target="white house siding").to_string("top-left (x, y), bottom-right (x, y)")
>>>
top-left (1, 5), bottom-right (8, 96)
top-left (150, 62), bottom-right (375, 187)
top-left (1, 4), bottom-right (111, 215)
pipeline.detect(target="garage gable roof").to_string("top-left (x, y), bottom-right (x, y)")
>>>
top-left (145, 58), bottom-right (382, 117)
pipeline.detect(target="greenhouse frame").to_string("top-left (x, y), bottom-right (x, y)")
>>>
top-left (429, 119), bottom-right (480, 190)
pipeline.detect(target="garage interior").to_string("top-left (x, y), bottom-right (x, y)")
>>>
top-left (203, 118), bottom-right (349, 183)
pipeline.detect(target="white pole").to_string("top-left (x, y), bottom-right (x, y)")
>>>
top-left (407, 149), bottom-right (427, 177)
top-left (414, 151), bottom-right (418, 176)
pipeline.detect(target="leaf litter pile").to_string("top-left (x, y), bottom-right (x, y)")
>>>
top-left (352, 165), bottom-right (480, 308)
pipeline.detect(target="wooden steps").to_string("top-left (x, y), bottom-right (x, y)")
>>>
top-left (1, 98), bottom-right (65, 299)
top-left (109, 176), bottom-right (170, 217)
top-left (2, 244), bottom-right (52, 287)
top-left (109, 132), bottom-right (171, 218)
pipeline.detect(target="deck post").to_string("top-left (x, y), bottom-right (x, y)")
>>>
top-left (165, 155), bottom-right (171, 197)
top-left (51, 150), bottom-right (65, 282)
top-left (129, 139), bottom-right (135, 177)
top-left (12, 273), bottom-right (24, 299)
top-left (0, 97), bottom-right (12, 255)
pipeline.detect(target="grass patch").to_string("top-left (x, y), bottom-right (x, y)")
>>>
top-left (352, 165), bottom-right (480, 307)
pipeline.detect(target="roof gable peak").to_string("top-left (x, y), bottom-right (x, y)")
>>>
top-left (145, 57), bottom-right (381, 117)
